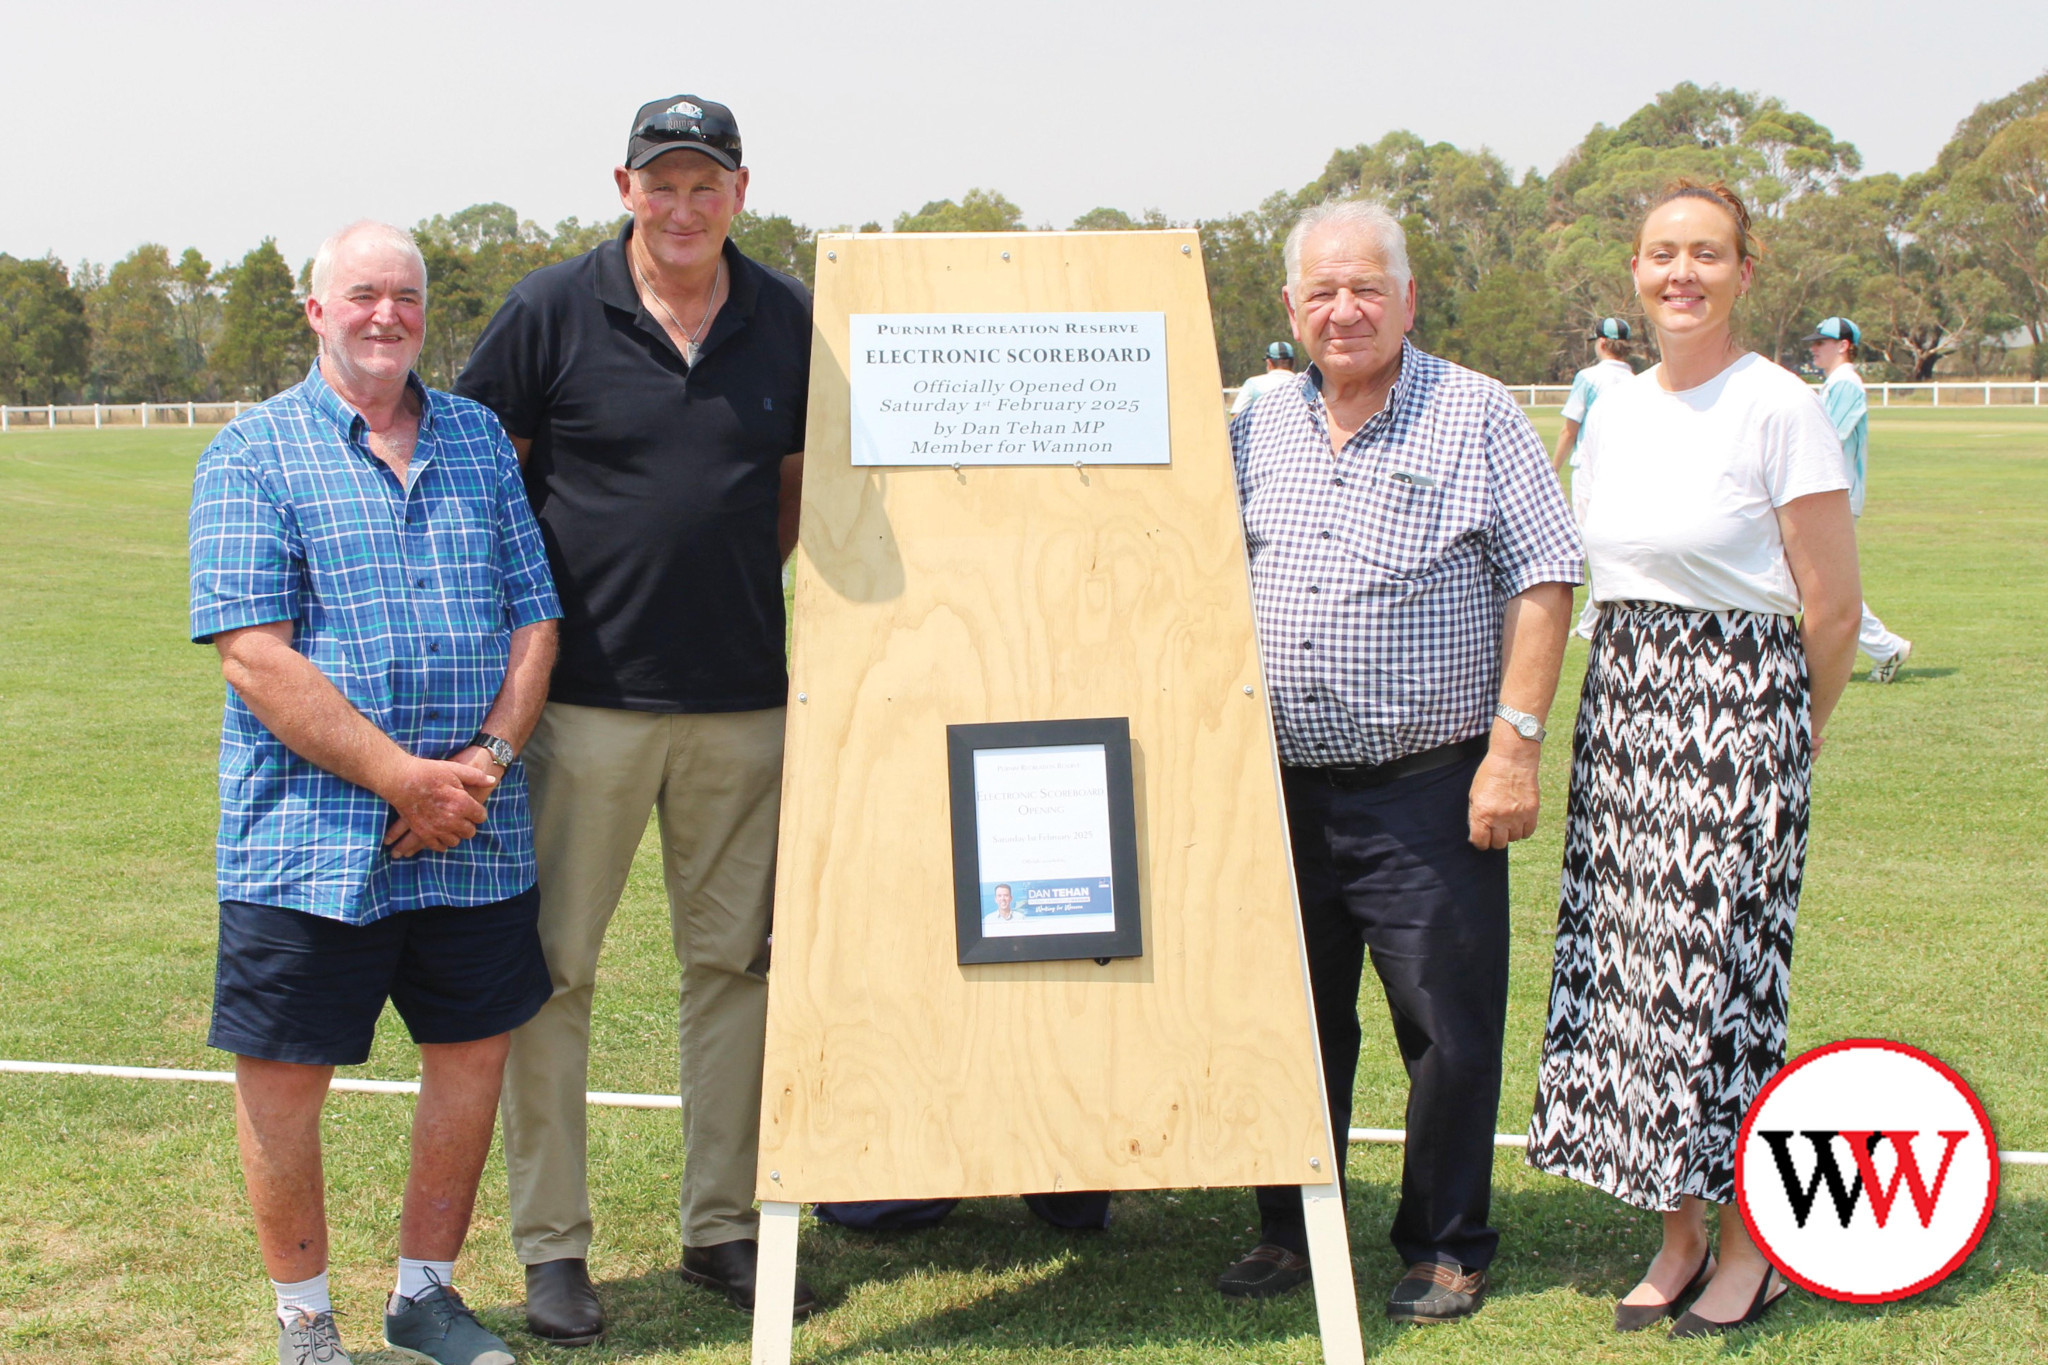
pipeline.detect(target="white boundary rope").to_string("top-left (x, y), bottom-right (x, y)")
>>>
top-left (6, 1059), bottom-right (2044, 1165)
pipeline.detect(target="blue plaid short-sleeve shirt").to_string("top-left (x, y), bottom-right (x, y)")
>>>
top-left (1231, 341), bottom-right (1583, 768)
top-left (189, 363), bottom-right (561, 923)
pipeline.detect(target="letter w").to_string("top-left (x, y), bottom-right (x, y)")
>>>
top-left (1840, 1130), bottom-right (1970, 1229)
top-left (1759, 1131), bottom-right (1866, 1228)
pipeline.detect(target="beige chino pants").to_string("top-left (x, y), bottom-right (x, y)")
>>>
top-left (502, 701), bottom-right (784, 1262)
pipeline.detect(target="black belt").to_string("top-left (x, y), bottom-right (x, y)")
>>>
top-left (1286, 735), bottom-right (1490, 791)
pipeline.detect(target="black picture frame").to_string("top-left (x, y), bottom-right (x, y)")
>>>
top-left (947, 717), bottom-right (1144, 965)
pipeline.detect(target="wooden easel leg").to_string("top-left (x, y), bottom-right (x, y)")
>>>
top-left (750, 1200), bottom-right (802, 1365)
top-left (1301, 1181), bottom-right (1364, 1365)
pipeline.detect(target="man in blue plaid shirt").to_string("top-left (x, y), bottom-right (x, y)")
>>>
top-left (1217, 202), bottom-right (1582, 1322)
top-left (189, 221), bottom-right (560, 1365)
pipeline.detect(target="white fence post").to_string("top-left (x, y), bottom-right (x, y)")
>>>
top-left (186, 402), bottom-right (195, 427)
top-left (47, 404), bottom-right (55, 429)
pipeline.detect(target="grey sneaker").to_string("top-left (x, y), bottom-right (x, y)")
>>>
top-left (1869, 639), bottom-right (1912, 684)
top-left (279, 1309), bottom-right (351, 1364)
top-left (384, 1283), bottom-right (513, 1365)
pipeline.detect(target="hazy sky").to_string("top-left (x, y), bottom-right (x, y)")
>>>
top-left (4, 0), bottom-right (2044, 271)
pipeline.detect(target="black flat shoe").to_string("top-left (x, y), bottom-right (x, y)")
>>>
top-left (525, 1257), bottom-right (604, 1345)
top-left (1614, 1250), bottom-right (1714, 1332)
top-left (681, 1239), bottom-right (819, 1317)
top-left (1670, 1266), bottom-right (1788, 1339)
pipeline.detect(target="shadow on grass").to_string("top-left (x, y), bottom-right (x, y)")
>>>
top-left (489, 1176), bottom-right (2047, 1360)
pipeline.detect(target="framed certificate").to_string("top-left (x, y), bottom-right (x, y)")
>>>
top-left (947, 717), bottom-right (1144, 965)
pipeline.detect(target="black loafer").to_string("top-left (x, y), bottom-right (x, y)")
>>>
top-left (681, 1239), bottom-right (819, 1317)
top-left (1386, 1261), bottom-right (1487, 1323)
top-left (1217, 1243), bottom-right (1313, 1299)
top-left (525, 1257), bottom-right (604, 1345)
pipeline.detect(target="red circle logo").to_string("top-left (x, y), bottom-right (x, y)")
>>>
top-left (1736, 1039), bottom-right (1999, 1303)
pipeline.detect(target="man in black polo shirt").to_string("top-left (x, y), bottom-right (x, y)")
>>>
top-left (456, 94), bottom-right (816, 1341)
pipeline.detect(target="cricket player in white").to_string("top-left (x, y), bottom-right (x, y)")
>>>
top-left (1230, 341), bottom-right (1299, 415)
top-left (1808, 316), bottom-right (1913, 682)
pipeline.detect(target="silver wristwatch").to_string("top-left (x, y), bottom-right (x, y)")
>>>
top-left (472, 731), bottom-right (516, 768)
top-left (1494, 702), bottom-right (1546, 743)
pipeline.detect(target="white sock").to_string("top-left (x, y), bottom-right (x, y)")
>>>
top-left (273, 1270), bottom-right (331, 1324)
top-left (395, 1256), bottom-right (457, 1304)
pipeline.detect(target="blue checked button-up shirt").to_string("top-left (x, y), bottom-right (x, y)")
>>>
top-left (1232, 341), bottom-right (1582, 768)
top-left (189, 363), bottom-right (561, 923)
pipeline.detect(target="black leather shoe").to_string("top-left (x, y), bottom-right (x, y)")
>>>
top-left (1386, 1261), bottom-right (1488, 1323)
top-left (1217, 1243), bottom-right (1313, 1299)
top-left (681, 1239), bottom-right (819, 1317)
top-left (1670, 1266), bottom-right (1788, 1339)
top-left (525, 1257), bottom-right (604, 1345)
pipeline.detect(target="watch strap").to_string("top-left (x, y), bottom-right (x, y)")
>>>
top-left (1494, 702), bottom-right (1546, 743)
top-left (472, 731), bottom-right (516, 767)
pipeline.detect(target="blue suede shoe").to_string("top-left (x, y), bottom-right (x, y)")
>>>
top-left (384, 1283), bottom-right (513, 1365)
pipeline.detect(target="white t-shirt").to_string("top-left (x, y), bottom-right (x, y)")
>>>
top-left (1578, 353), bottom-right (1849, 616)
top-left (1560, 358), bottom-right (1634, 473)
top-left (1231, 368), bottom-right (1299, 415)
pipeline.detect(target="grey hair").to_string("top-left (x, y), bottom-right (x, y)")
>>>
top-left (1283, 200), bottom-right (1410, 291)
top-left (308, 220), bottom-right (428, 304)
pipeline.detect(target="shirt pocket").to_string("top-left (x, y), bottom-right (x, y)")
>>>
top-left (1330, 469), bottom-right (1446, 577)
top-left (433, 498), bottom-right (504, 608)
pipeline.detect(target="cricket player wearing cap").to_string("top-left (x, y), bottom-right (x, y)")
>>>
top-left (1231, 340), bottom-right (1301, 415)
top-left (457, 94), bottom-right (816, 1340)
top-left (1553, 318), bottom-right (1636, 637)
top-left (1807, 316), bottom-right (1912, 682)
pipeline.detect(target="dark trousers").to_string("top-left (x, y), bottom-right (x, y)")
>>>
top-left (1255, 753), bottom-right (1509, 1271)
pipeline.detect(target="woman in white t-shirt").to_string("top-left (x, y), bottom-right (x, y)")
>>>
top-left (1525, 181), bottom-right (1861, 1338)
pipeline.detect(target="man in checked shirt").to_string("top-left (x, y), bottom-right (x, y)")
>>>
top-left (1217, 201), bottom-right (1582, 1322)
top-left (189, 221), bottom-right (560, 1365)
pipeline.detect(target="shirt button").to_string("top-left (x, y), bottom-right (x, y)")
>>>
top-left (427, 710), bottom-right (440, 720)
top-left (1301, 640), bottom-right (1313, 650)
top-left (1319, 530), bottom-right (1332, 539)
top-left (427, 641), bottom-right (440, 653)
top-left (1333, 477), bottom-right (1345, 486)
top-left (1308, 584), bottom-right (1321, 594)
top-left (415, 578), bottom-right (428, 589)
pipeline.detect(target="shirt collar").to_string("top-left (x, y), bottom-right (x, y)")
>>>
top-left (1302, 337), bottom-right (1422, 431)
top-left (299, 359), bottom-right (435, 446)
top-left (596, 220), bottom-right (759, 337)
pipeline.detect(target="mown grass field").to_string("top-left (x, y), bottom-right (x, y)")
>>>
top-left (1, 408), bottom-right (2043, 1363)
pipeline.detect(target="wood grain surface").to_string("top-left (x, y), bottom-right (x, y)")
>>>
top-left (757, 229), bottom-right (1331, 1202)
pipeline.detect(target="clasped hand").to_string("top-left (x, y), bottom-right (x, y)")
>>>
top-left (382, 746), bottom-right (500, 858)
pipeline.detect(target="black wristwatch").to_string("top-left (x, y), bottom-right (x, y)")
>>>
top-left (471, 731), bottom-right (516, 768)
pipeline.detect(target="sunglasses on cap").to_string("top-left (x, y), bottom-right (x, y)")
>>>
top-left (634, 113), bottom-right (741, 161)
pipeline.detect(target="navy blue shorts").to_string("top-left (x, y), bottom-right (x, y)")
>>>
top-left (209, 886), bottom-right (552, 1067)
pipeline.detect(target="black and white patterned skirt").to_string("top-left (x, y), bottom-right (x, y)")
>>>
top-left (1527, 602), bottom-right (1811, 1211)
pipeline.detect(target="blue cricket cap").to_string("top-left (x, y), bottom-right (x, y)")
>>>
top-left (1266, 341), bottom-right (1296, 361)
top-left (1805, 316), bottom-right (1862, 346)
top-left (1592, 317), bottom-right (1632, 342)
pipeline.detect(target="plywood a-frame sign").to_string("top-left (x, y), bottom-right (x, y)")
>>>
top-left (751, 230), bottom-right (1361, 1365)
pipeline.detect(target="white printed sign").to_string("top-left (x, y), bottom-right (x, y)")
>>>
top-left (849, 312), bottom-right (1170, 466)
top-left (972, 743), bottom-right (1117, 938)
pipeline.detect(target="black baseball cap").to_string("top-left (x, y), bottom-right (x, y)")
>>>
top-left (626, 95), bottom-right (742, 172)
top-left (1592, 317), bottom-right (1633, 341)
top-left (1804, 316), bottom-right (1862, 346)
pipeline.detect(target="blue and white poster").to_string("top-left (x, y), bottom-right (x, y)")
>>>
top-left (972, 743), bottom-right (1118, 938)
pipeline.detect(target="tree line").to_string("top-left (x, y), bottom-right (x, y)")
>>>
top-left (3, 74), bottom-right (2043, 407)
